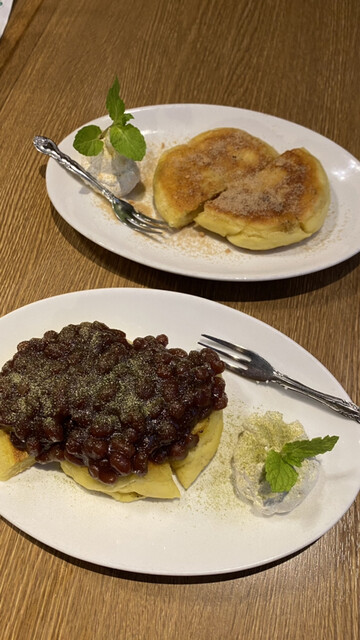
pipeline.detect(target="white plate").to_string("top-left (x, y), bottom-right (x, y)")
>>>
top-left (45, 104), bottom-right (360, 281)
top-left (0, 289), bottom-right (359, 576)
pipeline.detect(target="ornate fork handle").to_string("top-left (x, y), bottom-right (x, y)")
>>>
top-left (33, 136), bottom-right (117, 205)
top-left (273, 371), bottom-right (360, 422)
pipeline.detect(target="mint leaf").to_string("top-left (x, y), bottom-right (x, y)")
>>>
top-left (106, 76), bottom-right (125, 122)
top-left (73, 76), bottom-right (146, 161)
top-left (73, 125), bottom-right (103, 156)
top-left (265, 450), bottom-right (299, 493)
top-left (109, 122), bottom-right (146, 161)
top-left (265, 435), bottom-right (339, 493)
top-left (281, 435), bottom-right (339, 467)
top-left (122, 113), bottom-right (134, 123)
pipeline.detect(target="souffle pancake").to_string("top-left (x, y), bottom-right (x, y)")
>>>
top-left (195, 148), bottom-right (330, 250)
top-left (153, 127), bottom-right (278, 228)
top-left (0, 322), bottom-right (227, 501)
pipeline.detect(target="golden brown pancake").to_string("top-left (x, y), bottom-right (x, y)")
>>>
top-left (195, 148), bottom-right (330, 250)
top-left (153, 128), bottom-right (278, 228)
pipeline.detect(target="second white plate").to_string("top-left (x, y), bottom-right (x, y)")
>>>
top-left (0, 289), bottom-right (359, 575)
top-left (45, 104), bottom-right (360, 281)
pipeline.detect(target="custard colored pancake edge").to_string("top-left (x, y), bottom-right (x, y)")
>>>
top-left (0, 430), bottom-right (35, 481)
top-left (171, 409), bottom-right (223, 489)
top-left (0, 410), bottom-right (224, 500)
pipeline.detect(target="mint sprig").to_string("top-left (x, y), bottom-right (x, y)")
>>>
top-left (264, 435), bottom-right (339, 493)
top-left (73, 76), bottom-right (146, 161)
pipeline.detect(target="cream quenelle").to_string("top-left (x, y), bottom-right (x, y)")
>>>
top-left (231, 411), bottom-right (335, 516)
top-left (80, 130), bottom-right (140, 197)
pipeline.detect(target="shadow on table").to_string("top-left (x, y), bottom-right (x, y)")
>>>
top-left (48, 199), bottom-right (360, 305)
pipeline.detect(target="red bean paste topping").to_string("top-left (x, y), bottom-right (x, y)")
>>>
top-left (0, 322), bottom-right (227, 484)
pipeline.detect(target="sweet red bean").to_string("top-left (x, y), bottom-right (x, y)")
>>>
top-left (0, 322), bottom-right (228, 484)
top-left (109, 452), bottom-right (132, 476)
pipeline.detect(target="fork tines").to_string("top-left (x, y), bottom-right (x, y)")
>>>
top-left (198, 334), bottom-right (251, 369)
top-left (120, 200), bottom-right (168, 227)
top-left (114, 198), bottom-right (168, 236)
top-left (123, 215), bottom-right (165, 235)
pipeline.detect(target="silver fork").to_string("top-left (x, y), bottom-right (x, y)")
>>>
top-left (199, 334), bottom-right (360, 422)
top-left (33, 136), bottom-right (168, 236)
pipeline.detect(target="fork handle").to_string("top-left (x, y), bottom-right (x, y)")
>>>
top-left (33, 136), bottom-right (116, 204)
top-left (273, 371), bottom-right (360, 422)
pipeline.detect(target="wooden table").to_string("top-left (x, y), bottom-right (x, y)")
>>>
top-left (0, 0), bottom-right (359, 638)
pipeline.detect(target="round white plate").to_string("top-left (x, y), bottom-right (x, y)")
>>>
top-left (45, 104), bottom-right (360, 281)
top-left (0, 289), bottom-right (359, 575)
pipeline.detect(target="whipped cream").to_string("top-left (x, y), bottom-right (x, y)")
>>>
top-left (232, 411), bottom-right (319, 516)
top-left (81, 133), bottom-right (140, 197)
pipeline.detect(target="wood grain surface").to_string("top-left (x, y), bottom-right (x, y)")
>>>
top-left (0, 0), bottom-right (359, 638)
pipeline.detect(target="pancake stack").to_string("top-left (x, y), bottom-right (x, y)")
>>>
top-left (153, 128), bottom-right (330, 250)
